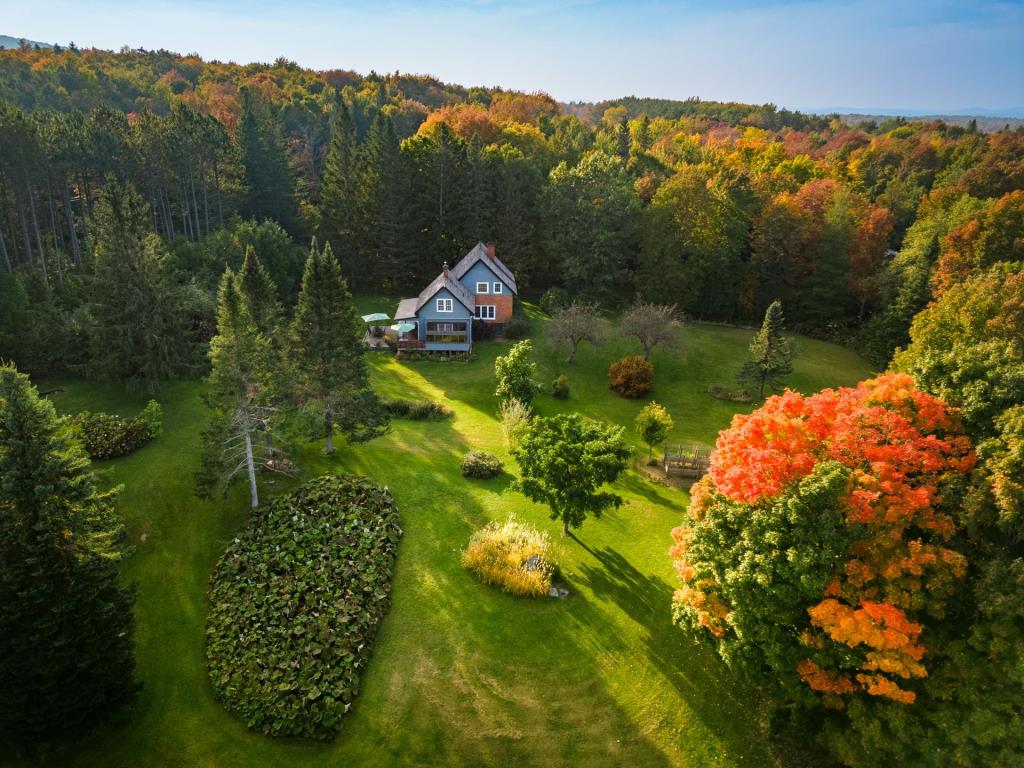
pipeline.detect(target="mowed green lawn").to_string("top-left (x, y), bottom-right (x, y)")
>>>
top-left (28, 309), bottom-right (873, 768)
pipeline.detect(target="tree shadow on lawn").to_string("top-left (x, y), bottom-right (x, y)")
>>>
top-left (573, 544), bottom-right (771, 764)
top-left (322, 418), bottom-right (674, 767)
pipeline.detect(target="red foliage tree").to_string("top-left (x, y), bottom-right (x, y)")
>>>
top-left (673, 373), bottom-right (974, 705)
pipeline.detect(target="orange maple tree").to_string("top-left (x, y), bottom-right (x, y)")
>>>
top-left (672, 373), bottom-right (974, 705)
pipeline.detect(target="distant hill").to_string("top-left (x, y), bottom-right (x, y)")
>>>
top-left (831, 112), bottom-right (1024, 132)
top-left (565, 96), bottom-right (1024, 132)
top-left (0, 35), bottom-right (52, 50)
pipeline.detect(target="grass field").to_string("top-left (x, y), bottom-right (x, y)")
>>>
top-left (27, 308), bottom-right (873, 767)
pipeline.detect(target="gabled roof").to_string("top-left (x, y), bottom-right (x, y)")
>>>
top-left (395, 270), bottom-right (476, 320)
top-left (450, 242), bottom-right (518, 295)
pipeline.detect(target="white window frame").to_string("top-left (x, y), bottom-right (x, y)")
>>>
top-left (436, 298), bottom-right (453, 313)
top-left (476, 281), bottom-right (489, 294)
top-left (493, 282), bottom-right (503, 294)
top-left (475, 304), bottom-right (496, 320)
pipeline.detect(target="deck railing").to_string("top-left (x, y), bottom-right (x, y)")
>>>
top-left (396, 338), bottom-right (427, 350)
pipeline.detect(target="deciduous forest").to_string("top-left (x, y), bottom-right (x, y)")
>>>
top-left (3, 43), bottom-right (1022, 382)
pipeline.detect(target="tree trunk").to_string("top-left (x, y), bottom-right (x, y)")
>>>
top-left (214, 161), bottom-right (224, 229)
top-left (324, 406), bottom-right (335, 454)
top-left (201, 161), bottom-right (210, 236)
top-left (79, 169), bottom-right (93, 248)
top-left (566, 340), bottom-right (577, 365)
top-left (189, 166), bottom-right (201, 240)
top-left (0, 225), bottom-right (10, 273)
top-left (63, 183), bottom-right (81, 266)
top-left (15, 185), bottom-right (33, 265)
top-left (562, 519), bottom-right (569, 536)
top-left (244, 429), bottom-right (259, 510)
top-left (46, 174), bottom-right (63, 253)
top-left (180, 187), bottom-right (190, 241)
top-left (26, 178), bottom-right (48, 284)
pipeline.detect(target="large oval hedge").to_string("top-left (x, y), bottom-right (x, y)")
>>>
top-left (206, 474), bottom-right (402, 739)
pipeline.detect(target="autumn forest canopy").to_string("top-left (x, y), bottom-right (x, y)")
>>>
top-left (2, 43), bottom-right (1023, 378)
top-left (1, 39), bottom-right (1023, 768)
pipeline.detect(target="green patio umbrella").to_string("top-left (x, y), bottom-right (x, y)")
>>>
top-left (391, 322), bottom-right (416, 333)
top-left (361, 312), bottom-right (391, 323)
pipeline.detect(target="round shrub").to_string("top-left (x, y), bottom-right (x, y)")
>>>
top-left (461, 450), bottom-right (503, 479)
top-left (206, 474), bottom-right (401, 740)
top-left (461, 515), bottom-right (554, 598)
top-left (551, 374), bottom-right (569, 400)
top-left (608, 356), bottom-right (654, 398)
top-left (70, 400), bottom-right (163, 460)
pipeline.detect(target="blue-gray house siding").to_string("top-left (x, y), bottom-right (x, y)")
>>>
top-left (412, 287), bottom-right (473, 351)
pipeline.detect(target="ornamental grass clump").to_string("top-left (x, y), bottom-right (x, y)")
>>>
top-left (205, 474), bottom-right (402, 740)
top-left (461, 516), bottom-right (554, 598)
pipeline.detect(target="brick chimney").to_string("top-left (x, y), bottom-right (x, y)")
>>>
top-left (485, 242), bottom-right (496, 261)
top-left (442, 261), bottom-right (449, 277)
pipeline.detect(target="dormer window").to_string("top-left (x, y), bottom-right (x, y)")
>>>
top-left (476, 282), bottom-right (489, 294)
top-left (493, 282), bottom-right (503, 294)
top-left (436, 298), bottom-right (453, 313)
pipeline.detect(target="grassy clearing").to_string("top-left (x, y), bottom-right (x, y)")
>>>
top-left (22, 304), bottom-right (873, 767)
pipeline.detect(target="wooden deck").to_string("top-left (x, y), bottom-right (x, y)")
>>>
top-left (396, 338), bottom-right (427, 350)
top-left (663, 445), bottom-right (711, 478)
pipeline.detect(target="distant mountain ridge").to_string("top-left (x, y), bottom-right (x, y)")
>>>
top-left (0, 35), bottom-right (52, 50)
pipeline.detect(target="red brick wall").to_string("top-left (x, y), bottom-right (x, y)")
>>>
top-left (476, 294), bottom-right (514, 323)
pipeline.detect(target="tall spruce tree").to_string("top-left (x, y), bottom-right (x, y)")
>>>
top-left (238, 87), bottom-right (297, 232)
top-left (288, 241), bottom-right (386, 453)
top-left (87, 179), bottom-right (188, 394)
top-left (0, 364), bottom-right (136, 752)
top-left (738, 300), bottom-right (795, 398)
top-left (318, 101), bottom-right (359, 286)
top-left (357, 112), bottom-right (409, 288)
top-left (197, 269), bottom-right (273, 509)
top-left (236, 245), bottom-right (283, 338)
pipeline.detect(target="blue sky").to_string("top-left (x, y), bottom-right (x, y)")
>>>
top-left (3, 0), bottom-right (1023, 112)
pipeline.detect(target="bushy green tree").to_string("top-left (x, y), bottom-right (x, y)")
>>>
top-left (494, 339), bottom-right (538, 405)
top-left (738, 300), bottom-right (795, 399)
top-left (635, 401), bottom-right (673, 458)
top-left (894, 263), bottom-right (1024, 438)
top-left (0, 363), bottom-right (136, 751)
top-left (542, 152), bottom-right (641, 303)
top-left (287, 241), bottom-right (386, 454)
top-left (512, 413), bottom-right (630, 535)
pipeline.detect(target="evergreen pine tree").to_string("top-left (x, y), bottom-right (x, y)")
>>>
top-left (462, 133), bottom-right (496, 243)
top-left (198, 268), bottom-right (272, 509)
top-left (738, 300), bottom-right (795, 399)
top-left (357, 112), bottom-right (409, 288)
top-left (238, 87), bottom-right (297, 231)
top-left (88, 179), bottom-right (188, 394)
top-left (236, 245), bottom-right (283, 337)
top-left (0, 363), bottom-right (137, 752)
top-left (288, 241), bottom-right (386, 453)
top-left (616, 114), bottom-right (631, 159)
top-left (318, 101), bottom-right (359, 286)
